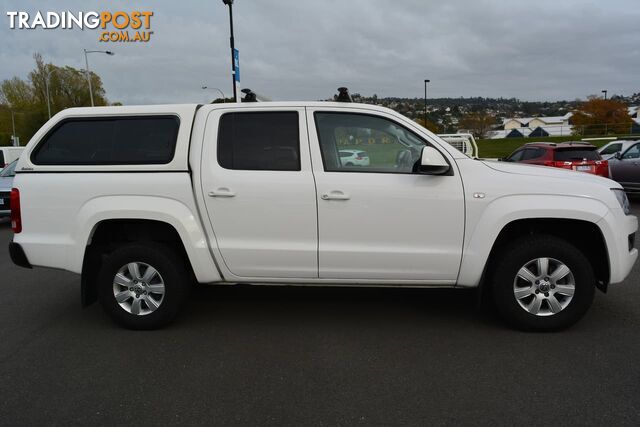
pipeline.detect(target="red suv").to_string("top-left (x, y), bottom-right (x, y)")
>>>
top-left (504, 142), bottom-right (609, 177)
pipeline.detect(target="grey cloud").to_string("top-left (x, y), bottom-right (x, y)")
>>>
top-left (1, 0), bottom-right (638, 104)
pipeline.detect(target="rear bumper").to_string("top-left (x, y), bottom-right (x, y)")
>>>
top-left (9, 241), bottom-right (32, 269)
top-left (598, 209), bottom-right (638, 284)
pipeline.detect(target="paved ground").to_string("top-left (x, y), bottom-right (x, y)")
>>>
top-left (1, 203), bottom-right (639, 425)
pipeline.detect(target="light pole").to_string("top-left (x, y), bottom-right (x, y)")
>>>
top-left (202, 86), bottom-right (226, 102)
top-left (83, 49), bottom-right (114, 107)
top-left (44, 67), bottom-right (55, 119)
top-left (11, 110), bottom-right (16, 145)
top-left (222, 0), bottom-right (238, 102)
top-left (602, 89), bottom-right (607, 100)
top-left (10, 110), bottom-right (21, 146)
top-left (424, 79), bottom-right (430, 126)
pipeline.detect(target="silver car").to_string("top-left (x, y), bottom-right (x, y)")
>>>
top-left (598, 140), bottom-right (639, 160)
top-left (0, 159), bottom-right (17, 218)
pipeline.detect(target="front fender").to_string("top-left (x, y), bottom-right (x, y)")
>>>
top-left (456, 194), bottom-right (609, 287)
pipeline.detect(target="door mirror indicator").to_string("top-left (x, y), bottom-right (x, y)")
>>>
top-left (419, 146), bottom-right (450, 175)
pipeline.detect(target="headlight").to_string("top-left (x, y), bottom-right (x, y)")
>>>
top-left (612, 189), bottom-right (631, 215)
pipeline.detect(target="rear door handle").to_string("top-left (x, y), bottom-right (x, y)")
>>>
top-left (321, 191), bottom-right (350, 201)
top-left (208, 187), bottom-right (236, 198)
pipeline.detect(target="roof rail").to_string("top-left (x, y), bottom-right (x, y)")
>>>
top-left (561, 141), bottom-right (593, 145)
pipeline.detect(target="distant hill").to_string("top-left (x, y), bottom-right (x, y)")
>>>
top-left (326, 91), bottom-right (639, 133)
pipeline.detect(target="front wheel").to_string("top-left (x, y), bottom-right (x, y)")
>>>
top-left (491, 235), bottom-right (595, 331)
top-left (97, 243), bottom-right (190, 329)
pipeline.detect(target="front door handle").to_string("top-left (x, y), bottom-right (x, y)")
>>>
top-left (321, 191), bottom-right (350, 201)
top-left (208, 187), bottom-right (236, 198)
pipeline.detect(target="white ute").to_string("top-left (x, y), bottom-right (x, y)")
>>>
top-left (8, 102), bottom-right (638, 330)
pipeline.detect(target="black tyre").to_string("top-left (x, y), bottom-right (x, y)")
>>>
top-left (491, 235), bottom-right (595, 331)
top-left (98, 242), bottom-right (190, 330)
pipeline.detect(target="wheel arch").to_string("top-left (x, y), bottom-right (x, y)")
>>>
top-left (81, 217), bottom-right (221, 306)
top-left (477, 218), bottom-right (610, 295)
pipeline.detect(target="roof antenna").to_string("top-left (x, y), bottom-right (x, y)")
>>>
top-left (241, 88), bottom-right (258, 102)
top-left (336, 87), bottom-right (353, 103)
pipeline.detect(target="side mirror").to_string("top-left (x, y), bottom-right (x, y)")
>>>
top-left (614, 151), bottom-right (622, 160)
top-left (419, 146), bottom-right (450, 175)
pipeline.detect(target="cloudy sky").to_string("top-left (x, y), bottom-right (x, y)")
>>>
top-left (1, 0), bottom-right (638, 105)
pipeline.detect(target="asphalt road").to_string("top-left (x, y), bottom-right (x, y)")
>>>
top-left (1, 203), bottom-right (639, 425)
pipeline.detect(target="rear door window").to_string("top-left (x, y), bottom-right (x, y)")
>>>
top-left (554, 148), bottom-right (600, 161)
top-left (32, 116), bottom-right (180, 165)
top-left (217, 112), bottom-right (300, 171)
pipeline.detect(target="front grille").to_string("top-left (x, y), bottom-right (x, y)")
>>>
top-left (630, 233), bottom-right (636, 252)
top-left (0, 191), bottom-right (9, 210)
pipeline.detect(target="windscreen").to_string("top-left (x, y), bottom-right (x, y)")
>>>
top-left (600, 143), bottom-right (621, 155)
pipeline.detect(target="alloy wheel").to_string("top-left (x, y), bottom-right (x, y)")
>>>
top-left (513, 257), bottom-right (575, 316)
top-left (112, 262), bottom-right (166, 316)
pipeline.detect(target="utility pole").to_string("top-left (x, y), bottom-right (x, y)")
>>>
top-left (602, 89), bottom-right (607, 100)
top-left (222, 0), bottom-right (238, 102)
top-left (424, 79), bottom-right (430, 126)
top-left (10, 110), bottom-right (18, 146)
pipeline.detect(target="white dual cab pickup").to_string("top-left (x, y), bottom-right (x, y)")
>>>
top-left (9, 102), bottom-right (638, 330)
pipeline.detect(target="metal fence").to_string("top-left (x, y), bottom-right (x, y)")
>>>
top-left (493, 121), bottom-right (640, 139)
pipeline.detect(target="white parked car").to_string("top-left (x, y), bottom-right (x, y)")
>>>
top-left (0, 160), bottom-right (17, 218)
top-left (339, 149), bottom-right (370, 166)
top-left (8, 102), bottom-right (637, 331)
top-left (0, 146), bottom-right (24, 170)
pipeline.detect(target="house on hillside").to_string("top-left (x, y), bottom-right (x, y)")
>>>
top-left (492, 113), bottom-right (573, 138)
top-left (503, 113), bottom-right (572, 130)
top-left (629, 106), bottom-right (640, 133)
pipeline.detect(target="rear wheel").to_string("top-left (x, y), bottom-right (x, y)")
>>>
top-left (98, 243), bottom-right (190, 329)
top-left (491, 235), bottom-right (595, 331)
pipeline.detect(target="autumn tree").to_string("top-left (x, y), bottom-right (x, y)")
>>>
top-left (571, 97), bottom-right (632, 135)
top-left (458, 111), bottom-right (496, 138)
top-left (415, 117), bottom-right (441, 133)
top-left (0, 53), bottom-right (110, 145)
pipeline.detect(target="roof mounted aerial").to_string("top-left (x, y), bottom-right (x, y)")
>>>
top-left (336, 87), bottom-right (353, 103)
top-left (241, 88), bottom-right (258, 102)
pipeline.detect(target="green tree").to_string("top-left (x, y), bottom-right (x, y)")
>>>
top-left (0, 53), bottom-right (110, 146)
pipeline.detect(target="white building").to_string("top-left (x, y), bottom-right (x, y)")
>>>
top-left (491, 113), bottom-right (573, 139)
